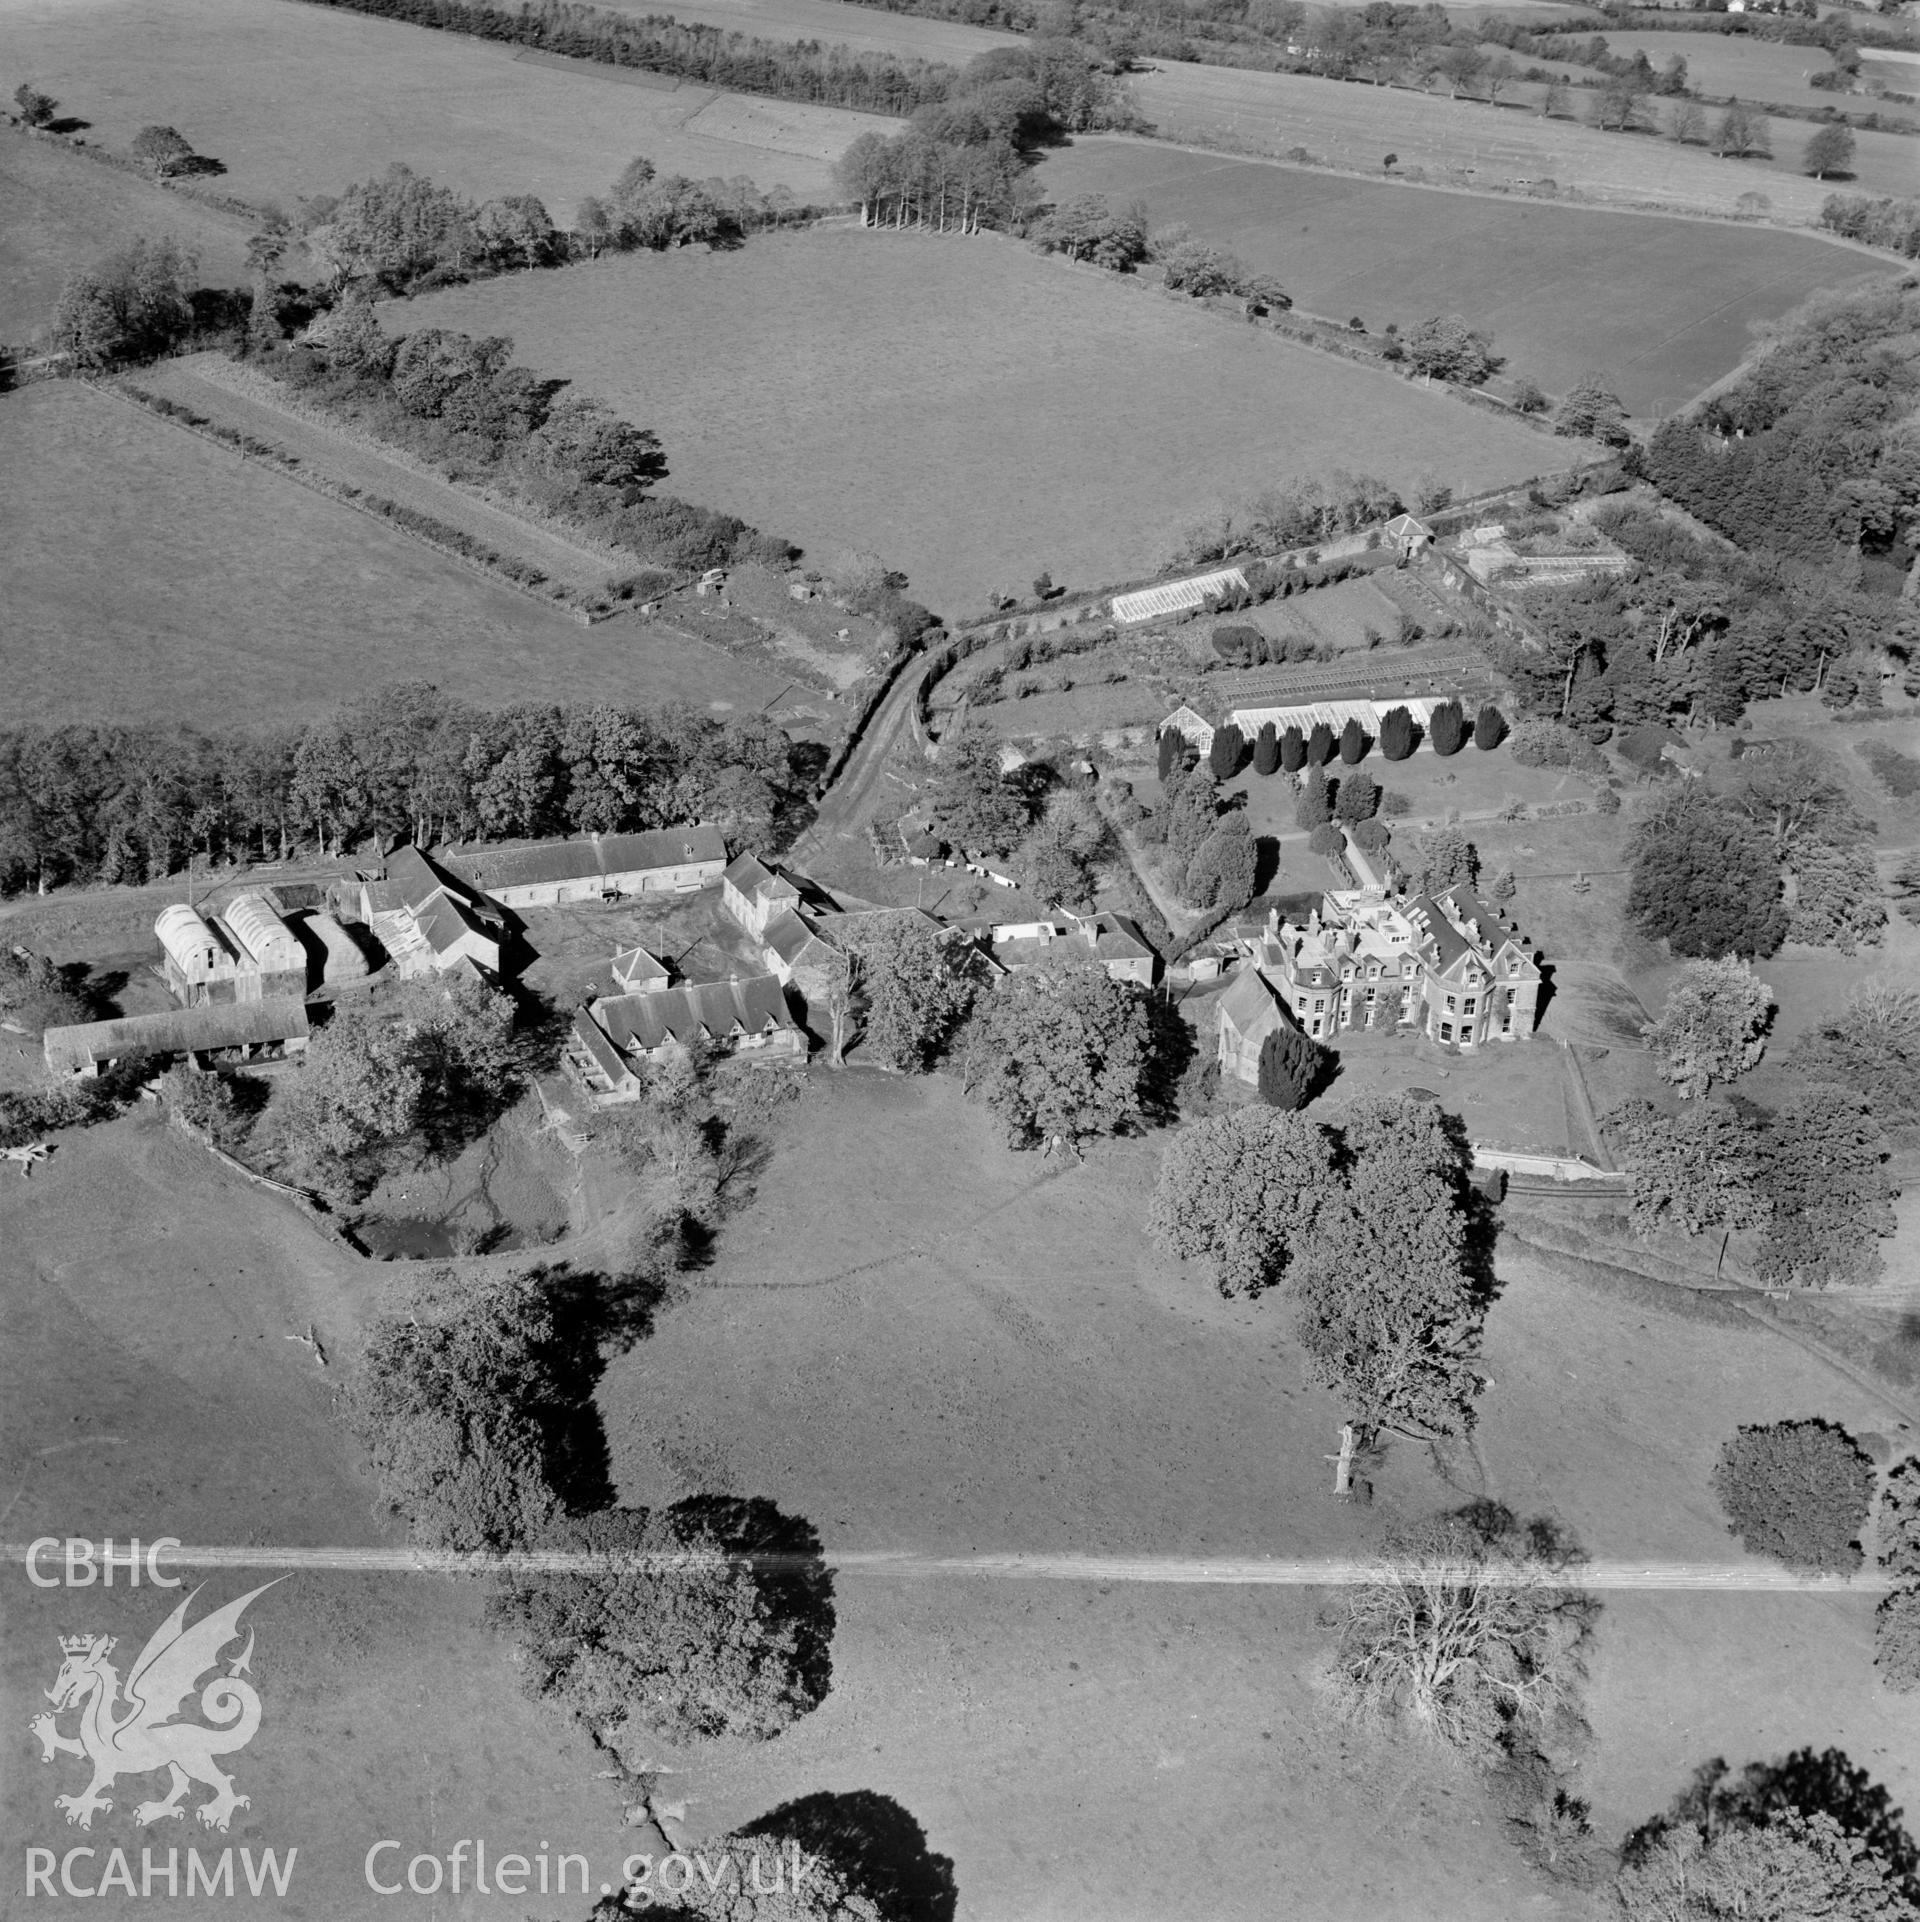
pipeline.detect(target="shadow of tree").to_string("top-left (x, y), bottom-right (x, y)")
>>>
top-left (741, 1790), bottom-right (958, 1922)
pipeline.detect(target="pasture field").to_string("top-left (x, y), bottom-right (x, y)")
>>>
top-left (1038, 136), bottom-right (1888, 411)
top-left (0, 1113), bottom-right (645, 1920)
top-left (0, 0), bottom-right (870, 216)
top-left (1132, 58), bottom-right (1920, 212)
top-left (509, 0), bottom-right (1022, 62)
top-left (600, 1066), bottom-right (1918, 1918)
top-left (404, 226), bottom-right (1559, 618)
top-left (0, 126), bottom-right (251, 345)
top-left (1533, 28), bottom-right (1838, 103)
top-left (0, 380), bottom-right (795, 728)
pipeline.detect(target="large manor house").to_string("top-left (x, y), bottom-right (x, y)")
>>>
top-left (1218, 882), bottom-right (1542, 1085)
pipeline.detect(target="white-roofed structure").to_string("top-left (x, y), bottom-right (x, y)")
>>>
top-left (155, 906), bottom-right (236, 1001)
top-left (1223, 694), bottom-right (1446, 743)
top-left (220, 893), bottom-right (307, 999)
top-left (156, 896), bottom-right (308, 1006)
top-left (1111, 567), bottom-right (1249, 627)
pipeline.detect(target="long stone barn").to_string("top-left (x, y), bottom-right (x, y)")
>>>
top-left (43, 1000), bottom-right (311, 1078)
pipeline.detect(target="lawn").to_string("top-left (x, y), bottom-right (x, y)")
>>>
top-left (0, 380), bottom-right (795, 728)
top-left (0, 0), bottom-right (871, 218)
top-left (0, 126), bottom-right (252, 346)
top-left (1130, 58), bottom-right (1920, 214)
top-left (1038, 135), bottom-right (1889, 411)
top-left (402, 226), bottom-right (1559, 619)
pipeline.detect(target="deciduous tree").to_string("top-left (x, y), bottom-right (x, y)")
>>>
top-left (489, 1498), bottom-right (831, 1746)
top-left (1618, 1811), bottom-right (1911, 1921)
top-left (130, 125), bottom-right (198, 177)
top-left (1147, 1105), bottom-right (1339, 1294)
top-left (1327, 1516), bottom-right (1593, 1767)
top-left (962, 958), bottom-right (1152, 1149)
top-left (1804, 122), bottom-right (1857, 180)
top-left (1604, 1099), bottom-right (1766, 1237)
top-left (1642, 955), bottom-right (1773, 1098)
top-left (1713, 1419), bottom-right (1874, 1573)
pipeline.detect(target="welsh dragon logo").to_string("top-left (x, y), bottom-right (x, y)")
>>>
top-left (30, 1583), bottom-right (279, 1833)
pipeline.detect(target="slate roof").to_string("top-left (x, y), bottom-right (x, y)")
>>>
top-left (762, 908), bottom-right (840, 971)
top-left (1085, 912), bottom-right (1155, 962)
top-left (1217, 965), bottom-right (1288, 1035)
top-left (45, 999), bottom-right (310, 1074)
top-left (412, 892), bottom-right (492, 959)
top-left (592, 975), bottom-right (797, 1053)
top-left (383, 846), bottom-right (461, 915)
top-left (571, 1008), bottom-right (637, 1088)
top-left (612, 944), bottom-right (670, 990)
top-left (450, 825), bottom-right (726, 895)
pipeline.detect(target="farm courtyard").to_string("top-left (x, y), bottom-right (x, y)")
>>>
top-left (405, 226), bottom-right (1561, 619)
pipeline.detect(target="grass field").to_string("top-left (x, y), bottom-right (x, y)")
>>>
top-left (403, 226), bottom-right (1560, 618)
top-left (1542, 29), bottom-right (1839, 104)
top-left (1038, 136), bottom-right (1887, 411)
top-left (0, 126), bottom-right (252, 345)
top-left (518, 0), bottom-right (1022, 62)
top-left (0, 380), bottom-right (795, 728)
top-left (1132, 58), bottom-right (1920, 213)
top-left (0, 0), bottom-right (873, 217)
top-left (597, 1067), bottom-right (1919, 1918)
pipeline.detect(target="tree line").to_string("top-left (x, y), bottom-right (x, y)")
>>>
top-left (0, 687), bottom-right (817, 894)
top-left (291, 0), bottom-right (962, 115)
top-left (1820, 192), bottom-right (1920, 258)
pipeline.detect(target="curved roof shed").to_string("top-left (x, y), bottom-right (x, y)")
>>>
top-left (222, 893), bottom-right (303, 974)
top-left (155, 905), bottom-right (229, 979)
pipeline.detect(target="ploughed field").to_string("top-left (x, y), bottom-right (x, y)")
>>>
top-left (0, 380), bottom-right (794, 728)
top-left (0, 0), bottom-right (870, 216)
top-left (1038, 136), bottom-right (1889, 412)
top-left (402, 225), bottom-right (1559, 618)
top-left (1131, 57), bottom-right (1920, 213)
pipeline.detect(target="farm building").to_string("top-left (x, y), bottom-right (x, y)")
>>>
top-left (566, 974), bottom-right (805, 1102)
top-left (722, 853), bottom-right (803, 938)
top-left (44, 999), bottom-right (310, 1078)
top-left (448, 826), bottom-right (727, 908)
top-left (611, 944), bottom-right (672, 993)
top-left (155, 895), bottom-right (307, 1007)
top-left (356, 847), bottom-right (507, 980)
top-left (301, 912), bottom-right (373, 989)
